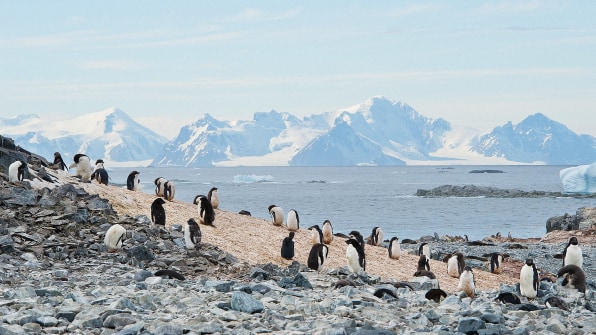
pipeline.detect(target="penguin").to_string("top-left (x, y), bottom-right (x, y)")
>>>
top-left (544, 296), bottom-right (570, 311)
top-left (268, 205), bottom-right (284, 226)
top-left (163, 180), bottom-right (176, 201)
top-left (154, 269), bottom-right (185, 281)
top-left (345, 238), bottom-right (366, 273)
top-left (281, 232), bottom-right (295, 260)
top-left (414, 269), bottom-right (436, 280)
top-left (104, 224), bottom-right (126, 253)
top-left (494, 292), bottom-right (521, 304)
top-left (557, 264), bottom-right (586, 293)
top-left (333, 279), bottom-right (357, 289)
top-left (151, 198), bottom-right (166, 225)
top-left (286, 209), bottom-right (300, 231)
top-left (184, 218), bottom-right (202, 249)
top-left (418, 254), bottom-right (431, 271)
top-left (519, 258), bottom-right (539, 299)
top-left (447, 252), bottom-right (465, 278)
top-left (388, 237), bottom-right (401, 260)
top-left (490, 253), bottom-right (504, 274)
top-left (307, 243), bottom-right (329, 272)
top-left (322, 220), bottom-right (333, 244)
top-left (51, 152), bottom-right (68, 171)
top-left (383, 281), bottom-right (413, 291)
top-left (458, 266), bottom-right (475, 298)
top-left (8, 160), bottom-right (26, 182)
top-left (238, 210), bottom-right (252, 216)
top-left (90, 159), bottom-right (109, 185)
top-left (309, 225), bottom-right (324, 244)
top-left (349, 231), bottom-right (365, 250)
top-left (367, 227), bottom-right (383, 246)
top-left (425, 288), bottom-right (448, 303)
top-left (69, 154), bottom-right (92, 182)
top-left (418, 242), bottom-right (431, 260)
top-left (207, 187), bottom-right (219, 209)
top-left (373, 288), bottom-right (398, 300)
top-left (126, 171), bottom-right (141, 191)
top-left (154, 177), bottom-right (166, 197)
top-left (193, 195), bottom-right (215, 226)
top-left (562, 236), bottom-right (583, 269)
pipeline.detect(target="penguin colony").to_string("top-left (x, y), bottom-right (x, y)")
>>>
top-left (17, 151), bottom-right (586, 309)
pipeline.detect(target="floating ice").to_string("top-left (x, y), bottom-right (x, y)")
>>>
top-left (233, 174), bottom-right (274, 183)
top-left (560, 163), bottom-right (596, 193)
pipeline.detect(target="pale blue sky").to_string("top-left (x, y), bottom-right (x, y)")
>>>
top-left (1, 1), bottom-right (595, 138)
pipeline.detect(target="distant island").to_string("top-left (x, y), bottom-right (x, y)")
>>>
top-left (469, 169), bottom-right (504, 174)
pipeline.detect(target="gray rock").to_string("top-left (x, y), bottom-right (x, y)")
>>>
top-left (231, 291), bottom-right (264, 314)
top-left (134, 269), bottom-right (153, 282)
top-left (458, 317), bottom-right (486, 335)
top-left (103, 313), bottom-right (138, 328)
top-left (154, 324), bottom-right (183, 335)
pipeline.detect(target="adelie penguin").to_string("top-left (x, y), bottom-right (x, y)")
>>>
top-left (557, 264), bottom-right (586, 294)
top-left (207, 187), bottom-right (219, 209)
top-left (418, 242), bottom-right (431, 260)
top-left (51, 152), bottom-right (68, 171)
top-left (322, 220), bottom-right (333, 244)
top-left (194, 195), bottom-right (215, 226)
top-left (490, 253), bottom-right (504, 274)
top-left (184, 218), bottom-right (202, 249)
top-left (151, 198), bottom-right (167, 225)
top-left (163, 180), bottom-right (176, 201)
top-left (494, 292), bottom-right (521, 305)
top-left (418, 254), bottom-right (430, 271)
top-left (544, 296), bottom-right (570, 311)
top-left (307, 243), bottom-right (329, 272)
top-left (414, 255), bottom-right (435, 279)
top-left (154, 177), bottom-right (166, 197)
top-left (286, 209), bottom-right (299, 231)
top-left (8, 160), bottom-right (26, 182)
top-left (91, 159), bottom-right (109, 185)
top-left (349, 231), bottom-right (365, 250)
top-left (268, 205), bottom-right (284, 226)
top-left (388, 237), bottom-right (401, 260)
top-left (519, 258), bottom-right (539, 299)
top-left (562, 236), bottom-right (583, 269)
top-left (309, 225), bottom-right (324, 245)
top-left (345, 238), bottom-right (366, 273)
top-left (127, 171), bottom-right (141, 191)
top-left (281, 232), bottom-right (295, 260)
top-left (69, 153), bottom-right (92, 182)
top-left (425, 288), bottom-right (448, 303)
top-left (458, 266), bottom-right (476, 298)
top-left (447, 252), bottom-right (465, 278)
top-left (104, 224), bottom-right (126, 253)
top-left (367, 227), bottom-right (383, 246)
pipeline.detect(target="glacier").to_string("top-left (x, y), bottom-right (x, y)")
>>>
top-left (560, 163), bottom-right (596, 193)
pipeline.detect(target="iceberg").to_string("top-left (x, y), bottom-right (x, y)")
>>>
top-left (233, 174), bottom-right (274, 183)
top-left (560, 163), bottom-right (596, 193)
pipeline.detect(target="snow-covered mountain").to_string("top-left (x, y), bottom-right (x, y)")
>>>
top-left (469, 113), bottom-right (596, 165)
top-left (153, 96), bottom-right (596, 167)
top-left (0, 108), bottom-right (168, 166)
top-left (3, 96), bottom-right (596, 167)
top-left (151, 111), bottom-right (325, 167)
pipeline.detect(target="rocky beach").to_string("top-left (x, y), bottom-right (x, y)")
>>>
top-left (1, 160), bottom-right (596, 334)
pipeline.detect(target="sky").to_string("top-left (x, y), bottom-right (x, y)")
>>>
top-left (1, 1), bottom-right (595, 139)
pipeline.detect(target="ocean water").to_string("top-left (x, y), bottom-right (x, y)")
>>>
top-left (102, 165), bottom-right (595, 241)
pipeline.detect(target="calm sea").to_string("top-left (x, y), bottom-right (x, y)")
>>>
top-left (102, 165), bottom-right (595, 240)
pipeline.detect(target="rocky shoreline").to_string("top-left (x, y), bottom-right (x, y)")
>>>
top-left (1, 177), bottom-right (595, 334)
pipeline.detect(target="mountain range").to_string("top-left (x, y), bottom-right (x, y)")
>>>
top-left (1, 96), bottom-right (595, 167)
